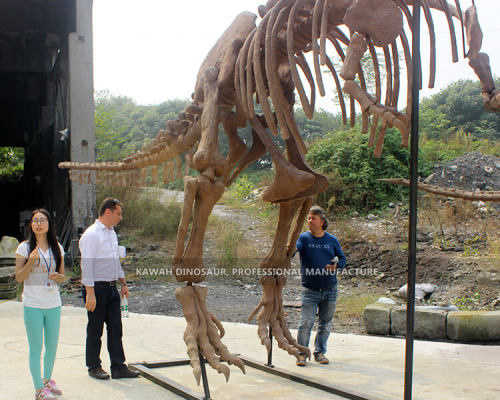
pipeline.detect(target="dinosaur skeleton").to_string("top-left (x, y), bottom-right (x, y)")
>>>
top-left (60, 0), bottom-right (500, 383)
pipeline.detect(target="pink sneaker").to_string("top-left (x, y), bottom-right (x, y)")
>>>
top-left (44, 379), bottom-right (63, 396)
top-left (35, 387), bottom-right (57, 400)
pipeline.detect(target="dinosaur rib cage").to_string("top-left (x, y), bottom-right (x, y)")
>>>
top-left (59, 1), bottom-right (470, 188)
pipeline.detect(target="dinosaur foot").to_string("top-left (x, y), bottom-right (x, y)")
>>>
top-left (175, 285), bottom-right (245, 385)
top-left (249, 276), bottom-right (311, 361)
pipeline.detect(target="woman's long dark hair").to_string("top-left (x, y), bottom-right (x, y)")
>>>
top-left (26, 209), bottom-right (62, 273)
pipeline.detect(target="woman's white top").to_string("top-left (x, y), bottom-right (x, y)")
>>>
top-left (16, 241), bottom-right (64, 309)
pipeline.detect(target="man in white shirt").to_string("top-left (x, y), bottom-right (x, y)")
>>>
top-left (79, 198), bottom-right (139, 380)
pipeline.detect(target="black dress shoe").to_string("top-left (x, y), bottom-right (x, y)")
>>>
top-left (88, 367), bottom-right (110, 380)
top-left (111, 366), bottom-right (140, 379)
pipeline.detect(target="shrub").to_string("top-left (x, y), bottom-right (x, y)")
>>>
top-left (231, 175), bottom-right (255, 200)
top-left (307, 127), bottom-right (412, 212)
top-left (141, 201), bottom-right (181, 238)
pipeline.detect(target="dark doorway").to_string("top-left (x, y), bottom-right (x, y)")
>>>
top-left (0, 0), bottom-right (76, 247)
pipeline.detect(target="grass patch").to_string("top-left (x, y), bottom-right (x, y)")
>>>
top-left (141, 201), bottom-right (181, 238)
top-left (131, 253), bottom-right (176, 282)
top-left (209, 215), bottom-right (244, 268)
top-left (97, 185), bottom-right (181, 239)
top-left (453, 291), bottom-right (481, 311)
top-left (332, 218), bottom-right (368, 243)
top-left (206, 215), bottom-right (264, 281)
top-left (217, 225), bottom-right (243, 267)
top-left (335, 293), bottom-right (380, 322)
top-left (489, 239), bottom-right (500, 258)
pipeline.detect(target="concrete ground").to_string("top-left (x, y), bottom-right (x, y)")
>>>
top-left (1, 300), bottom-right (499, 400)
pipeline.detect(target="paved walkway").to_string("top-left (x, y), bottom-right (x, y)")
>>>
top-left (1, 300), bottom-right (499, 399)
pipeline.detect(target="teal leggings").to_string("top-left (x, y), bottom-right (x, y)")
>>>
top-left (23, 306), bottom-right (61, 390)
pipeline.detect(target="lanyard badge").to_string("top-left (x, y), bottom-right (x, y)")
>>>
top-left (39, 250), bottom-right (53, 288)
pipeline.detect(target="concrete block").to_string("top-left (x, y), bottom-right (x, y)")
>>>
top-left (391, 306), bottom-right (447, 339)
top-left (363, 303), bottom-right (392, 335)
top-left (447, 311), bottom-right (500, 342)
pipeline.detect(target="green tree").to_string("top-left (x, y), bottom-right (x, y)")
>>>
top-left (419, 79), bottom-right (500, 140)
top-left (0, 147), bottom-right (24, 178)
top-left (94, 92), bottom-right (190, 161)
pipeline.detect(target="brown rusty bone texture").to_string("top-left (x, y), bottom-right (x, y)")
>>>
top-left (58, 0), bottom-right (500, 383)
top-left (380, 179), bottom-right (500, 202)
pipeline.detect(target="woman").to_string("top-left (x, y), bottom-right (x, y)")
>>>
top-left (15, 209), bottom-right (66, 400)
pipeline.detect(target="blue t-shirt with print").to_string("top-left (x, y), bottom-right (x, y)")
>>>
top-left (296, 231), bottom-right (346, 290)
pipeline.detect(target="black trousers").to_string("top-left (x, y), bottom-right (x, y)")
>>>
top-left (83, 283), bottom-right (125, 370)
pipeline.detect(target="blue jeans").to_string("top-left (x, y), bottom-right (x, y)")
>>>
top-left (297, 286), bottom-right (337, 355)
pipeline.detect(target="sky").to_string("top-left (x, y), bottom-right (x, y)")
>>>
top-left (93, 0), bottom-right (500, 113)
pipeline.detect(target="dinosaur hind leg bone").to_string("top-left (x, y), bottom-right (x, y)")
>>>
top-left (173, 175), bottom-right (224, 283)
top-left (173, 176), bottom-right (246, 383)
top-left (249, 198), bottom-right (312, 361)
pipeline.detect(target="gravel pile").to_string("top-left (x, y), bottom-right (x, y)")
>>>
top-left (424, 152), bottom-right (500, 192)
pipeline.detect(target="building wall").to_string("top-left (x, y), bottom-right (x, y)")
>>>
top-left (0, 0), bottom-right (78, 242)
top-left (69, 0), bottom-right (96, 239)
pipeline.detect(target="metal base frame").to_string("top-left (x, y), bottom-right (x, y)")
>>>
top-left (130, 354), bottom-right (211, 400)
top-left (130, 327), bottom-right (383, 400)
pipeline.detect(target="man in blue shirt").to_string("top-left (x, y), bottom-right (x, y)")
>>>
top-left (295, 205), bottom-right (346, 366)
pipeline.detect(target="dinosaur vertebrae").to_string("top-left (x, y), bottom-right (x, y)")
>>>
top-left (175, 285), bottom-right (246, 384)
top-left (58, 103), bottom-right (203, 186)
top-left (63, 158), bottom-right (183, 187)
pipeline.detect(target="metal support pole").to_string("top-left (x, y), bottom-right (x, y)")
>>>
top-left (266, 325), bottom-right (274, 367)
top-left (405, 2), bottom-right (422, 400)
top-left (199, 351), bottom-right (211, 400)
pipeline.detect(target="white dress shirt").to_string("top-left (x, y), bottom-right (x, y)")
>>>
top-left (79, 220), bottom-right (125, 287)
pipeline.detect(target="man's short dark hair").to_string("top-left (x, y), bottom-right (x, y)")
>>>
top-left (99, 197), bottom-right (122, 216)
top-left (309, 205), bottom-right (328, 230)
